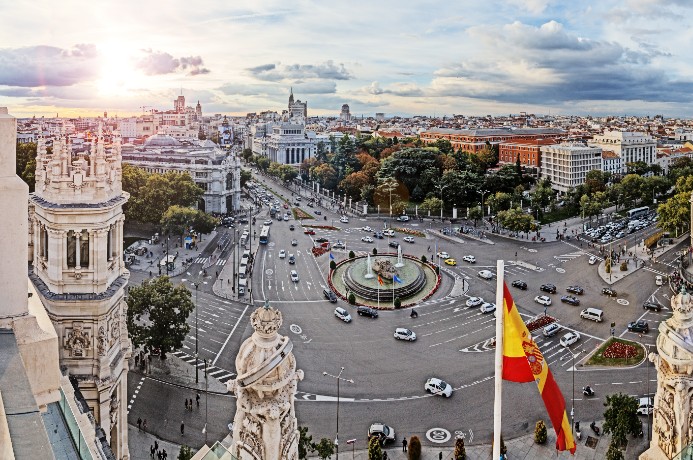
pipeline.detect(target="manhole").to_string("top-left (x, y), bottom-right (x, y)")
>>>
top-left (585, 436), bottom-right (599, 449)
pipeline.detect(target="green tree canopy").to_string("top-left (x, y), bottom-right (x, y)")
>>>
top-left (496, 207), bottom-right (536, 233)
top-left (602, 393), bottom-right (641, 449)
top-left (377, 147), bottom-right (440, 197)
top-left (126, 276), bottom-right (194, 358)
top-left (16, 142), bottom-right (37, 192)
top-left (160, 205), bottom-right (218, 237)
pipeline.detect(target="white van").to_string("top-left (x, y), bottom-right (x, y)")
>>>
top-left (636, 397), bottom-right (653, 415)
top-left (580, 307), bottom-right (604, 322)
top-left (237, 278), bottom-right (247, 296)
top-left (240, 256), bottom-right (249, 267)
top-left (238, 265), bottom-right (247, 280)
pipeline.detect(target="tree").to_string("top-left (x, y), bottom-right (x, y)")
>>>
top-left (298, 426), bottom-right (312, 460)
top-left (496, 207), bottom-right (535, 233)
top-left (657, 192), bottom-right (690, 234)
top-left (339, 172), bottom-right (371, 199)
top-left (420, 197), bottom-right (443, 214)
top-left (453, 437), bottom-right (466, 460)
top-left (394, 297), bottom-right (401, 308)
top-left (377, 147), bottom-right (439, 197)
top-left (603, 393), bottom-right (641, 450)
top-left (329, 260), bottom-right (336, 270)
top-left (534, 420), bottom-right (547, 444)
top-left (312, 438), bottom-right (335, 460)
top-left (178, 445), bottom-right (194, 460)
top-left (468, 206), bottom-right (483, 226)
top-left (408, 435), bottom-right (422, 460)
top-left (606, 443), bottom-right (625, 460)
top-left (312, 163), bottom-right (339, 190)
top-left (160, 205), bottom-right (217, 239)
top-left (126, 276), bottom-right (194, 359)
top-left (256, 156), bottom-right (270, 171)
top-left (240, 169), bottom-right (252, 188)
top-left (619, 174), bottom-right (644, 209)
top-left (348, 292), bottom-right (356, 305)
top-left (15, 142), bottom-right (37, 192)
top-left (486, 192), bottom-right (512, 214)
top-left (241, 148), bottom-right (254, 162)
top-left (315, 141), bottom-right (328, 162)
top-left (625, 161), bottom-right (650, 176)
top-left (367, 436), bottom-right (382, 460)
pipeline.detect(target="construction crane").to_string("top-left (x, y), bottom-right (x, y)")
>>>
top-left (139, 106), bottom-right (151, 114)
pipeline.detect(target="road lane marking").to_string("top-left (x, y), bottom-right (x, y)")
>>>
top-left (213, 304), bottom-right (249, 366)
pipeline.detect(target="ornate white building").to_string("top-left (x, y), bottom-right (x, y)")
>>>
top-left (28, 125), bottom-right (131, 458)
top-left (227, 302), bottom-right (303, 459)
top-left (590, 131), bottom-right (656, 174)
top-left (266, 123), bottom-right (316, 165)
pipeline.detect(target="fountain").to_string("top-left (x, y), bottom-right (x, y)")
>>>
top-left (395, 245), bottom-right (404, 268)
top-left (365, 254), bottom-right (374, 279)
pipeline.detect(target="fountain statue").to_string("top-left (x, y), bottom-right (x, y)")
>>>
top-left (228, 301), bottom-right (304, 459)
top-left (372, 258), bottom-right (397, 281)
top-left (365, 254), bottom-right (374, 279)
top-left (395, 245), bottom-right (404, 268)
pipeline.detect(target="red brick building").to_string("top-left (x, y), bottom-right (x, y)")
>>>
top-left (498, 138), bottom-right (558, 168)
top-left (420, 127), bottom-right (564, 153)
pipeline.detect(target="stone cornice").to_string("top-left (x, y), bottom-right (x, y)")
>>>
top-left (29, 266), bottom-right (127, 301)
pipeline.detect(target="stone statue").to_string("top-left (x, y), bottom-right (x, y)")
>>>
top-left (372, 258), bottom-right (397, 281)
top-left (228, 302), bottom-right (303, 459)
top-left (641, 288), bottom-right (693, 459)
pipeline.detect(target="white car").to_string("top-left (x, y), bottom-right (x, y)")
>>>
top-left (383, 229), bottom-right (395, 237)
top-left (588, 256), bottom-right (597, 265)
top-left (480, 302), bottom-right (496, 314)
top-left (560, 331), bottom-right (581, 347)
top-left (534, 295), bottom-right (552, 306)
top-left (284, 214), bottom-right (290, 221)
top-left (362, 226), bottom-right (372, 232)
top-left (403, 236), bottom-right (415, 243)
top-left (424, 377), bottom-right (452, 397)
top-left (340, 216), bottom-right (349, 223)
top-left (462, 255), bottom-right (476, 264)
top-left (655, 275), bottom-right (663, 286)
top-left (361, 236), bottom-right (374, 243)
top-left (278, 250), bottom-right (286, 259)
top-left (437, 251), bottom-right (450, 259)
top-left (393, 328), bottom-right (417, 341)
top-left (290, 270), bottom-right (299, 282)
top-left (478, 270), bottom-right (494, 280)
top-left (466, 297), bottom-right (484, 307)
top-left (334, 307), bottom-right (352, 323)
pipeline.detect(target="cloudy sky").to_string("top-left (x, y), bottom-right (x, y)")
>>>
top-left (1, 0), bottom-right (692, 118)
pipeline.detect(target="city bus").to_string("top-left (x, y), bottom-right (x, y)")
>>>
top-left (627, 206), bottom-right (649, 220)
top-left (259, 225), bottom-right (270, 244)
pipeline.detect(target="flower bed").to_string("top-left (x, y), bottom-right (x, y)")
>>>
top-left (526, 316), bottom-right (556, 332)
top-left (393, 227), bottom-right (426, 238)
top-left (302, 224), bottom-right (339, 231)
top-left (312, 247), bottom-right (330, 257)
top-left (292, 208), bottom-right (314, 220)
top-left (586, 338), bottom-right (644, 366)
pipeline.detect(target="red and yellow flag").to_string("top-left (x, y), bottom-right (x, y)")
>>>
top-left (377, 275), bottom-right (384, 286)
top-left (501, 282), bottom-right (576, 454)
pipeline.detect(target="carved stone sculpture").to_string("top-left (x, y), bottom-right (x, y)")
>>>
top-left (228, 301), bottom-right (304, 459)
top-left (641, 288), bottom-right (693, 459)
top-left (372, 258), bottom-right (397, 281)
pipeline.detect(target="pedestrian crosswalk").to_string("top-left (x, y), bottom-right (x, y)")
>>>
top-left (215, 259), bottom-right (227, 266)
top-left (171, 350), bottom-right (236, 384)
top-left (554, 251), bottom-right (586, 263)
top-left (643, 266), bottom-right (668, 277)
top-left (194, 256), bottom-right (208, 264)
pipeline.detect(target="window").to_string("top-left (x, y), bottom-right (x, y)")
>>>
top-left (79, 230), bottom-right (89, 268)
top-left (67, 231), bottom-right (77, 268)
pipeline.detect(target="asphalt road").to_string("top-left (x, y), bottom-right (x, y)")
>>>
top-left (128, 173), bottom-right (677, 451)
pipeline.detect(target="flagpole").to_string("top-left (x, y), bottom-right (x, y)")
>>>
top-left (493, 259), bottom-right (505, 460)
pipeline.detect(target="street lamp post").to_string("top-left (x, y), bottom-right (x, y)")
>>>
top-left (192, 280), bottom-right (201, 384)
top-left (640, 335), bottom-right (652, 441)
top-left (323, 367), bottom-right (354, 460)
top-left (480, 189), bottom-right (489, 217)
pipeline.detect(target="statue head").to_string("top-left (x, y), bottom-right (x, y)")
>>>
top-left (670, 288), bottom-right (693, 324)
top-left (250, 302), bottom-right (282, 338)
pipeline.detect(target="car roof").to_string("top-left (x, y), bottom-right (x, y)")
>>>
top-left (395, 327), bottom-right (410, 333)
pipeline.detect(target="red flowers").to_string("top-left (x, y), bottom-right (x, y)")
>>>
top-left (602, 341), bottom-right (638, 359)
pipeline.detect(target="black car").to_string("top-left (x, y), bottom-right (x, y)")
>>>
top-left (566, 286), bottom-right (584, 295)
top-left (388, 241), bottom-right (400, 248)
top-left (561, 295), bottom-right (580, 306)
top-left (289, 224), bottom-right (295, 231)
top-left (602, 287), bottom-right (617, 297)
top-left (291, 239), bottom-right (298, 246)
top-left (239, 218), bottom-right (249, 224)
top-left (373, 232), bottom-right (384, 239)
top-left (643, 301), bottom-right (662, 312)
top-left (540, 284), bottom-right (557, 294)
top-left (288, 255), bottom-right (296, 265)
top-left (357, 306), bottom-right (379, 318)
top-left (315, 237), bottom-right (329, 243)
top-left (323, 288), bottom-right (337, 303)
top-left (511, 280), bottom-right (528, 290)
top-left (315, 210), bottom-right (322, 215)
top-left (627, 320), bottom-right (649, 333)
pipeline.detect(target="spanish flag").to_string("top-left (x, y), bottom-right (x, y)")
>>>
top-left (501, 282), bottom-right (576, 454)
top-left (377, 275), bottom-right (384, 286)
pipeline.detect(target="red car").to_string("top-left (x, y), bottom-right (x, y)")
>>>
top-left (304, 229), bottom-right (315, 235)
top-left (283, 203), bottom-right (289, 209)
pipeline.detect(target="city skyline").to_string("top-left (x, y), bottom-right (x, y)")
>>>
top-left (1, 0), bottom-right (693, 118)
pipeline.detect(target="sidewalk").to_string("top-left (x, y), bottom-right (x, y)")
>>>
top-left (126, 230), bottom-right (218, 278)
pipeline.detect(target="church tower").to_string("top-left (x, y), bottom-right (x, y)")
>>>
top-left (28, 124), bottom-right (131, 459)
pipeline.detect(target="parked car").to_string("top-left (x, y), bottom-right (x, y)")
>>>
top-left (388, 241), bottom-right (400, 248)
top-left (424, 377), bottom-right (453, 397)
top-left (466, 297), bottom-right (484, 307)
top-left (368, 423), bottom-right (396, 444)
top-left (566, 286), bottom-right (584, 295)
top-left (334, 307), bottom-right (352, 323)
top-left (534, 295), bottom-right (552, 306)
top-left (480, 302), bottom-right (496, 314)
top-left (323, 288), bottom-right (337, 303)
top-left (636, 397), bottom-right (654, 416)
top-left (403, 236), bottom-right (415, 243)
top-left (540, 284), bottom-right (557, 294)
top-left (627, 320), bottom-right (649, 333)
top-left (396, 215), bottom-right (410, 222)
top-left (511, 280), bottom-right (528, 290)
top-left (643, 301), bottom-right (662, 312)
top-left (542, 323), bottom-right (561, 337)
top-left (462, 255), bottom-right (476, 264)
top-left (561, 295), bottom-right (580, 306)
top-left (602, 287), bottom-right (617, 297)
top-left (478, 270), bottom-right (494, 280)
top-left (361, 236), bottom-right (374, 243)
top-left (444, 258), bottom-right (457, 266)
top-left (560, 331), bottom-right (581, 347)
top-left (357, 306), bottom-right (379, 318)
top-left (394, 328), bottom-right (416, 341)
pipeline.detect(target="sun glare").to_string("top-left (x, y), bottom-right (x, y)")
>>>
top-left (96, 43), bottom-right (136, 97)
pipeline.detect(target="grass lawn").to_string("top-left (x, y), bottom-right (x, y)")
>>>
top-left (586, 337), bottom-right (644, 366)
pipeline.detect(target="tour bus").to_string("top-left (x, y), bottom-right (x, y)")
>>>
top-left (627, 206), bottom-right (649, 220)
top-left (238, 265), bottom-right (247, 280)
top-left (259, 225), bottom-right (270, 244)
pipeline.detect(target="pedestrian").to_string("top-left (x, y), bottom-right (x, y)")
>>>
top-left (196, 393), bottom-right (200, 408)
top-left (185, 399), bottom-right (189, 411)
top-left (439, 453), bottom-right (443, 460)
top-left (137, 417), bottom-right (142, 431)
top-left (143, 419), bottom-right (148, 432)
top-left (402, 437), bottom-right (408, 452)
top-left (383, 452), bottom-right (388, 460)
top-left (154, 440), bottom-right (158, 452)
top-left (150, 445), bottom-right (155, 458)
top-left (181, 421), bottom-right (185, 436)
top-left (163, 449), bottom-right (167, 460)
top-left (190, 398), bottom-right (194, 410)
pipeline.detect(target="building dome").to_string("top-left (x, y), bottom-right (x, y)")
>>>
top-left (144, 134), bottom-right (181, 147)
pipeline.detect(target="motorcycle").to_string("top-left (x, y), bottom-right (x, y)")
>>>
top-left (590, 421), bottom-right (600, 436)
top-left (574, 422), bottom-right (581, 440)
top-left (582, 386), bottom-right (595, 397)
top-left (410, 309), bottom-right (418, 318)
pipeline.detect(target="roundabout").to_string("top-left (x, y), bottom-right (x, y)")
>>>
top-left (328, 250), bottom-right (440, 308)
